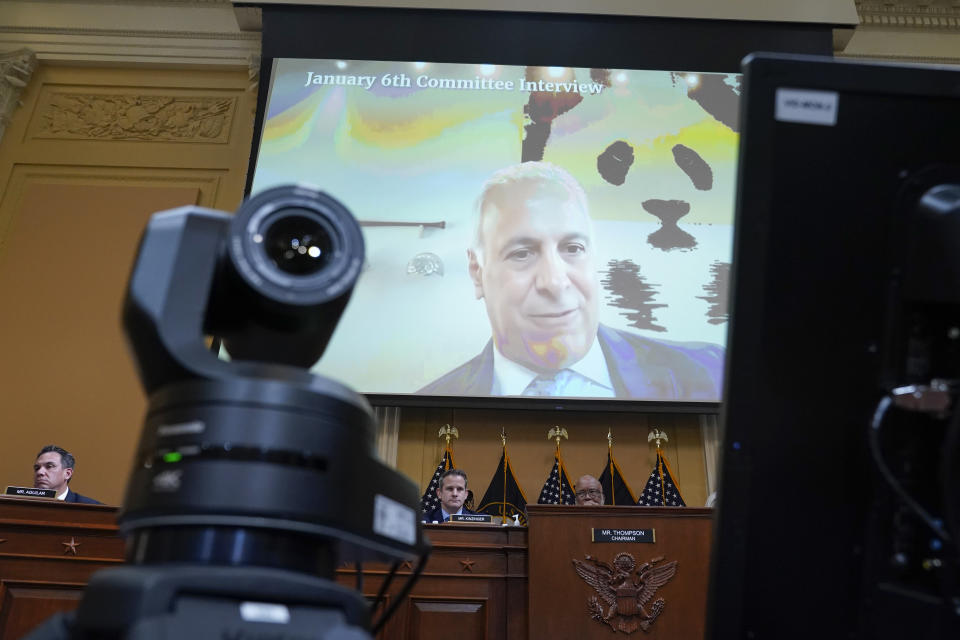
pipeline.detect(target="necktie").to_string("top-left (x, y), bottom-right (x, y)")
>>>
top-left (522, 369), bottom-right (574, 396)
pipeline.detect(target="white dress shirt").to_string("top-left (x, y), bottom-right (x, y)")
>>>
top-left (491, 338), bottom-right (616, 397)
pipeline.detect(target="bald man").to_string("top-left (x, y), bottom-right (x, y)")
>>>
top-left (574, 474), bottom-right (605, 506)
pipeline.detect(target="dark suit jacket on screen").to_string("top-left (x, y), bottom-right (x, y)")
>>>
top-left (418, 324), bottom-right (723, 400)
top-left (64, 489), bottom-right (102, 505)
top-left (424, 506), bottom-right (477, 523)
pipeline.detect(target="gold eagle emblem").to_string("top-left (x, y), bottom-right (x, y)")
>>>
top-left (572, 552), bottom-right (678, 634)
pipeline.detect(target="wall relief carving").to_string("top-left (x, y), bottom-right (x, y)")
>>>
top-left (37, 94), bottom-right (235, 142)
top-left (572, 552), bottom-right (678, 634)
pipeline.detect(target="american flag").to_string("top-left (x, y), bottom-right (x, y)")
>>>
top-left (637, 449), bottom-right (686, 507)
top-left (420, 445), bottom-right (456, 516)
top-left (537, 453), bottom-right (576, 505)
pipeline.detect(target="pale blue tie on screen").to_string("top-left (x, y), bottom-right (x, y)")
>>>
top-left (522, 369), bottom-right (577, 396)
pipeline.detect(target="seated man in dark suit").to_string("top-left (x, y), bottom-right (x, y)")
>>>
top-left (574, 474), bottom-right (605, 506)
top-left (33, 445), bottom-right (102, 504)
top-left (418, 161), bottom-right (723, 400)
top-left (424, 469), bottom-right (476, 523)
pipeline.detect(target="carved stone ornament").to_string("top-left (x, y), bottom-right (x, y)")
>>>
top-left (0, 48), bottom-right (39, 145)
top-left (37, 93), bottom-right (235, 142)
top-left (572, 552), bottom-right (678, 634)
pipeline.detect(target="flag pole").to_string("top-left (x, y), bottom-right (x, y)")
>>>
top-left (439, 424), bottom-right (459, 458)
top-left (547, 426), bottom-right (569, 499)
top-left (438, 424), bottom-right (459, 476)
top-left (500, 428), bottom-right (507, 520)
top-left (548, 426), bottom-right (568, 452)
top-left (439, 424), bottom-right (459, 447)
top-left (648, 428), bottom-right (669, 505)
top-left (607, 428), bottom-right (615, 506)
top-left (647, 428), bottom-right (668, 449)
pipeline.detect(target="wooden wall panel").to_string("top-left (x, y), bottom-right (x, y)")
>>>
top-left (407, 599), bottom-right (486, 640)
top-left (527, 505), bottom-right (712, 640)
top-left (0, 64), bottom-right (256, 504)
top-left (0, 179), bottom-right (206, 504)
top-left (0, 581), bottom-right (84, 640)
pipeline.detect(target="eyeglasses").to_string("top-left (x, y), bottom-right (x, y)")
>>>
top-left (576, 489), bottom-right (602, 498)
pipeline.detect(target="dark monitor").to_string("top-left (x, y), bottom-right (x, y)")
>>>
top-left (709, 53), bottom-right (960, 638)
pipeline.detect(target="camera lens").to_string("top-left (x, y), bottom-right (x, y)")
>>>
top-left (261, 209), bottom-right (334, 276)
top-left (228, 184), bottom-right (364, 312)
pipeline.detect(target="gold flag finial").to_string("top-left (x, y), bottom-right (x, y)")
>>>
top-left (607, 428), bottom-right (613, 449)
top-left (647, 428), bottom-right (668, 449)
top-left (438, 424), bottom-right (459, 445)
top-left (500, 428), bottom-right (506, 447)
top-left (547, 426), bottom-right (568, 451)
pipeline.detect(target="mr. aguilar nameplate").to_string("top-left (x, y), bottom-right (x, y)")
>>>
top-left (591, 528), bottom-right (655, 543)
top-left (451, 514), bottom-right (492, 523)
top-left (5, 485), bottom-right (56, 498)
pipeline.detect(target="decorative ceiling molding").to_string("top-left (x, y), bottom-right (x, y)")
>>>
top-left (234, 7), bottom-right (262, 32)
top-left (0, 0), bottom-right (260, 66)
top-left (237, 0), bottom-right (860, 24)
top-left (2, 1), bottom-right (956, 66)
top-left (17, 0), bottom-right (236, 6)
top-left (856, 1), bottom-right (960, 29)
top-left (842, 1), bottom-right (960, 63)
top-left (0, 26), bottom-right (261, 42)
top-left (839, 51), bottom-right (960, 64)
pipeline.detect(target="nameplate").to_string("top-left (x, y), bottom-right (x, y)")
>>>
top-left (451, 514), bottom-right (492, 523)
top-left (591, 528), bottom-right (655, 543)
top-left (5, 485), bottom-right (56, 499)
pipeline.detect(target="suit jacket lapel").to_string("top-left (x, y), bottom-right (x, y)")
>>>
top-left (597, 325), bottom-right (678, 398)
top-left (465, 341), bottom-right (496, 395)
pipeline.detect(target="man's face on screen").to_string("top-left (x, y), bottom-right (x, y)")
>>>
top-left (470, 183), bottom-right (600, 372)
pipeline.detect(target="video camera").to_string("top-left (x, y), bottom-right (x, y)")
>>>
top-left (28, 185), bottom-right (427, 639)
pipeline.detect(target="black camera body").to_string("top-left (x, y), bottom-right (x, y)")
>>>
top-left (29, 185), bottom-right (425, 639)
